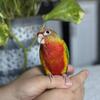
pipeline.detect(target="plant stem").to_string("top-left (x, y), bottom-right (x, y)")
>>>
top-left (3, 0), bottom-right (11, 19)
top-left (23, 48), bottom-right (27, 71)
top-left (13, 0), bottom-right (21, 16)
top-left (7, 21), bottom-right (28, 71)
top-left (9, 32), bottom-right (28, 71)
top-left (27, 35), bottom-right (37, 51)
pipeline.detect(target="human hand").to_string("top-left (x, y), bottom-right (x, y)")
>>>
top-left (35, 70), bottom-right (88, 100)
top-left (0, 65), bottom-right (74, 100)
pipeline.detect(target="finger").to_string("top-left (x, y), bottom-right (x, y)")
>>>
top-left (22, 66), bottom-right (42, 78)
top-left (30, 75), bottom-right (72, 91)
top-left (67, 65), bottom-right (75, 75)
top-left (30, 66), bottom-right (43, 76)
top-left (69, 70), bottom-right (88, 92)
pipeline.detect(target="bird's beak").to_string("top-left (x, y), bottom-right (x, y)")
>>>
top-left (37, 32), bottom-right (45, 44)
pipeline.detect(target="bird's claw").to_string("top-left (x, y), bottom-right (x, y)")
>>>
top-left (62, 74), bottom-right (72, 86)
top-left (48, 74), bottom-right (54, 83)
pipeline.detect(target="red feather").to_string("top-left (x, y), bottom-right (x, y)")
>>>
top-left (40, 40), bottom-right (65, 75)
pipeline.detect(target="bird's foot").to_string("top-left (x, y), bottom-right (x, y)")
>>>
top-left (48, 74), bottom-right (72, 87)
top-left (62, 74), bottom-right (72, 86)
top-left (48, 74), bottom-right (54, 83)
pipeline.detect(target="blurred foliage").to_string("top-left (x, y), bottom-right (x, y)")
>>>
top-left (0, 23), bottom-right (9, 46)
top-left (0, 0), bottom-right (51, 20)
top-left (0, 13), bottom-right (9, 46)
top-left (43, 0), bottom-right (84, 24)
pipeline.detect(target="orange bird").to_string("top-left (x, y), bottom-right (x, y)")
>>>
top-left (37, 26), bottom-right (69, 76)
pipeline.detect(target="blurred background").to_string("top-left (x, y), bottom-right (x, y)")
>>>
top-left (40, 0), bottom-right (99, 67)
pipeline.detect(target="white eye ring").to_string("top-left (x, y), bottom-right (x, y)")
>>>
top-left (44, 30), bottom-right (51, 36)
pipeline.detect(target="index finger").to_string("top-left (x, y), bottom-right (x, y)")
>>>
top-left (67, 65), bottom-right (75, 75)
top-left (22, 66), bottom-right (43, 78)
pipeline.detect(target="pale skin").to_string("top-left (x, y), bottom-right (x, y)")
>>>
top-left (0, 65), bottom-right (88, 100)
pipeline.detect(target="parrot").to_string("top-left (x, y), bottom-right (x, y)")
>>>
top-left (37, 26), bottom-right (70, 80)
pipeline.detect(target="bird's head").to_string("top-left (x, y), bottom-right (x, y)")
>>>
top-left (37, 26), bottom-right (57, 44)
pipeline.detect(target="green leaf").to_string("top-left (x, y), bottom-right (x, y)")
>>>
top-left (0, 23), bottom-right (9, 46)
top-left (0, 13), bottom-right (5, 19)
top-left (43, 0), bottom-right (85, 24)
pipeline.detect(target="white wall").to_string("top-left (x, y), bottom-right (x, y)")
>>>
top-left (70, 1), bottom-right (98, 67)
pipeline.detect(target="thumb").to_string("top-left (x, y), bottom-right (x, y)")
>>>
top-left (70, 70), bottom-right (89, 92)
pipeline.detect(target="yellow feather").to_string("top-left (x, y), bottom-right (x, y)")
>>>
top-left (40, 50), bottom-right (52, 75)
top-left (61, 40), bottom-right (69, 74)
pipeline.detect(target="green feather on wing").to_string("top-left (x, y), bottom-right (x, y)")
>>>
top-left (63, 40), bottom-right (70, 63)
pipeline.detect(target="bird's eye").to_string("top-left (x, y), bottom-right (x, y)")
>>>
top-left (44, 30), bottom-right (51, 36)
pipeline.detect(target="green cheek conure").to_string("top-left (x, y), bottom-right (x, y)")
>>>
top-left (37, 26), bottom-right (69, 76)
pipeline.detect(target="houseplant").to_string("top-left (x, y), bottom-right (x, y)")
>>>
top-left (0, 0), bottom-right (84, 46)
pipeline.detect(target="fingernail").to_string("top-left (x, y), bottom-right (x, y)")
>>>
top-left (66, 81), bottom-right (72, 86)
top-left (86, 70), bottom-right (89, 76)
top-left (85, 70), bottom-right (89, 79)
